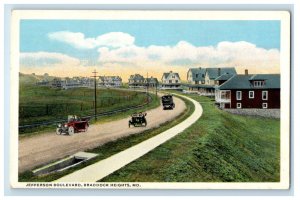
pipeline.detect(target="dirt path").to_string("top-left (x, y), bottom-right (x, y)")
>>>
top-left (19, 96), bottom-right (186, 173)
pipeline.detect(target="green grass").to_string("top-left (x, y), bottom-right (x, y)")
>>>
top-left (19, 92), bottom-right (160, 137)
top-left (20, 85), bottom-right (147, 124)
top-left (100, 94), bottom-right (280, 182)
top-left (18, 95), bottom-right (194, 182)
top-left (19, 81), bottom-right (161, 135)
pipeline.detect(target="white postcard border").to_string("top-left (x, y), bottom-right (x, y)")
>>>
top-left (10, 10), bottom-right (291, 189)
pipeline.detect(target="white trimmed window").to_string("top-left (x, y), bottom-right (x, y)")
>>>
top-left (262, 91), bottom-right (268, 100)
top-left (262, 103), bottom-right (268, 109)
top-left (237, 103), bottom-right (242, 108)
top-left (254, 81), bottom-right (264, 87)
top-left (236, 91), bottom-right (242, 100)
top-left (249, 91), bottom-right (254, 99)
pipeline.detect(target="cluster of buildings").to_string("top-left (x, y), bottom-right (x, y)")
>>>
top-left (185, 67), bottom-right (280, 109)
top-left (36, 66), bottom-right (280, 110)
top-left (37, 75), bottom-right (122, 89)
top-left (127, 67), bottom-right (280, 110)
top-left (127, 71), bottom-right (181, 89)
top-left (128, 74), bottom-right (159, 88)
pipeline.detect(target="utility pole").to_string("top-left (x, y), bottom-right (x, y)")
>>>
top-left (155, 82), bottom-right (158, 97)
top-left (91, 69), bottom-right (100, 120)
top-left (146, 72), bottom-right (149, 104)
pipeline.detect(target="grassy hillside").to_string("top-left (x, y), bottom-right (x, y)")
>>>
top-left (100, 95), bottom-right (280, 182)
top-left (19, 85), bottom-right (147, 124)
top-left (19, 73), bottom-right (160, 135)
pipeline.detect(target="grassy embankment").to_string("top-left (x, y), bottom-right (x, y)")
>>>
top-left (100, 94), bottom-right (280, 182)
top-left (19, 95), bottom-right (194, 182)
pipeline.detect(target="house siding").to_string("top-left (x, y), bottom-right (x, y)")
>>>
top-left (230, 89), bottom-right (280, 109)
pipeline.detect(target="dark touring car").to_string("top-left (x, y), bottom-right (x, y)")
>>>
top-left (129, 112), bottom-right (147, 127)
top-left (161, 95), bottom-right (175, 110)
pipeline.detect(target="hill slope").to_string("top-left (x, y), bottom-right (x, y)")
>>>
top-left (101, 95), bottom-right (280, 182)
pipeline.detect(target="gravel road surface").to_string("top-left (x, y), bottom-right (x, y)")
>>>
top-left (19, 96), bottom-right (186, 173)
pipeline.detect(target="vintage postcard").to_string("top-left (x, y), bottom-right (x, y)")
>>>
top-left (10, 10), bottom-right (290, 189)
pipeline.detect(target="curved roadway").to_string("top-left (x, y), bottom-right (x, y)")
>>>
top-left (19, 95), bottom-right (186, 173)
top-left (56, 94), bottom-right (203, 182)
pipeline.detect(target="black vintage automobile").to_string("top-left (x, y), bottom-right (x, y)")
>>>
top-left (161, 95), bottom-right (175, 110)
top-left (129, 112), bottom-right (147, 127)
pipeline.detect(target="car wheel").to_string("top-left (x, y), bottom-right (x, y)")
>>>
top-left (56, 128), bottom-right (62, 135)
top-left (84, 124), bottom-right (88, 132)
top-left (68, 127), bottom-right (74, 135)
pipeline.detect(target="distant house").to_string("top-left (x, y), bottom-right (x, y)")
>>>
top-left (144, 76), bottom-right (159, 88)
top-left (161, 71), bottom-right (181, 90)
top-left (215, 71), bottom-right (280, 109)
top-left (81, 77), bottom-right (94, 88)
top-left (187, 68), bottom-right (206, 85)
top-left (186, 67), bottom-right (237, 96)
top-left (51, 77), bottom-right (94, 89)
top-left (98, 76), bottom-right (122, 87)
top-left (51, 78), bottom-right (64, 88)
top-left (62, 77), bottom-right (82, 89)
top-left (128, 74), bottom-right (145, 88)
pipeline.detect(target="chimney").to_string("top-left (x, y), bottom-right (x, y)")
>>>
top-left (218, 68), bottom-right (221, 76)
top-left (245, 69), bottom-right (248, 75)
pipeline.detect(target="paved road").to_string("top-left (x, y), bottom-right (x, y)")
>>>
top-left (19, 96), bottom-right (186, 173)
top-left (55, 94), bottom-right (203, 182)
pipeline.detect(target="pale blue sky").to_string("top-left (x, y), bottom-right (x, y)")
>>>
top-left (19, 20), bottom-right (281, 77)
top-left (20, 20), bottom-right (280, 60)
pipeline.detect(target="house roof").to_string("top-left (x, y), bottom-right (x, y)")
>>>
top-left (249, 74), bottom-right (277, 81)
top-left (145, 77), bottom-right (158, 83)
top-left (217, 74), bottom-right (280, 90)
top-left (162, 71), bottom-right (180, 80)
top-left (162, 73), bottom-right (170, 79)
top-left (129, 74), bottom-right (144, 81)
top-left (206, 67), bottom-right (237, 80)
top-left (215, 74), bottom-right (235, 81)
top-left (188, 68), bottom-right (206, 81)
top-left (99, 76), bottom-right (122, 81)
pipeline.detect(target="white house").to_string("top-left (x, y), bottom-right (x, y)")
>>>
top-left (186, 67), bottom-right (237, 96)
top-left (161, 71), bottom-right (181, 90)
top-left (98, 76), bottom-right (122, 87)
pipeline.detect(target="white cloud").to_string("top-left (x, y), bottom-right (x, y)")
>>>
top-left (47, 30), bottom-right (279, 73)
top-left (20, 52), bottom-right (81, 67)
top-left (22, 32), bottom-right (280, 78)
top-left (97, 40), bottom-right (280, 72)
top-left (48, 31), bottom-right (135, 49)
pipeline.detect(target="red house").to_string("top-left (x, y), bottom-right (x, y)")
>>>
top-left (215, 73), bottom-right (280, 109)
